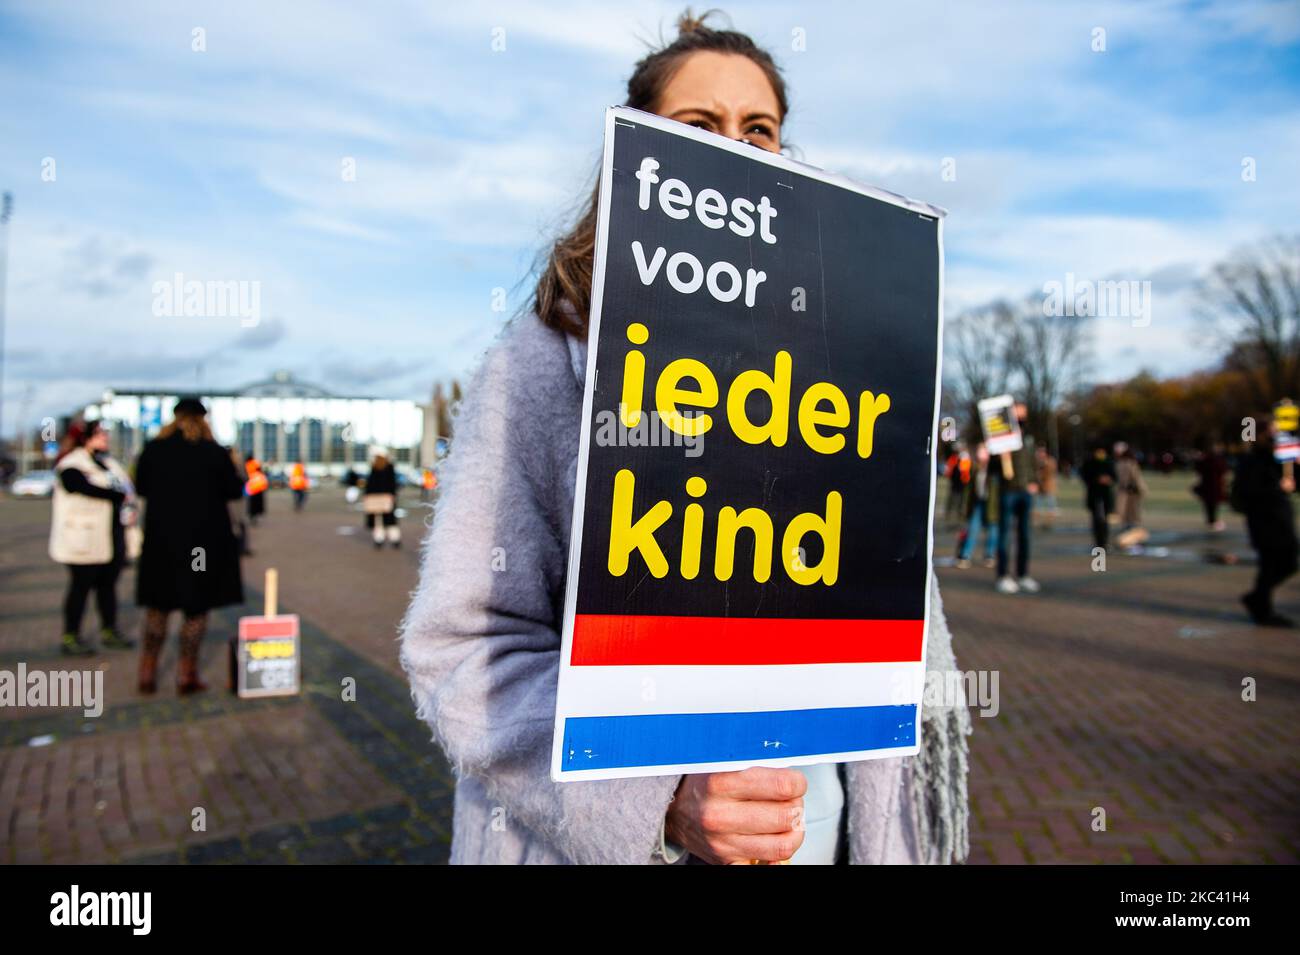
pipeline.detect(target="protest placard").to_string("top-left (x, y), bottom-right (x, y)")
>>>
top-left (1274, 399), bottom-right (1299, 463)
top-left (234, 569), bottom-right (300, 698)
top-left (551, 107), bottom-right (945, 781)
top-left (977, 394), bottom-right (1023, 457)
top-left (978, 393), bottom-right (1024, 480)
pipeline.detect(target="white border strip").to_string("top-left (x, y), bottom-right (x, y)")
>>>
top-left (560, 661), bottom-right (924, 719)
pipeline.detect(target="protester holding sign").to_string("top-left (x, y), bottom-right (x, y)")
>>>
top-left (982, 398), bottom-right (1039, 594)
top-left (401, 12), bottom-right (971, 866)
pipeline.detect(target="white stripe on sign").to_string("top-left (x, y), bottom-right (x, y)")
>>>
top-left (558, 661), bottom-right (925, 719)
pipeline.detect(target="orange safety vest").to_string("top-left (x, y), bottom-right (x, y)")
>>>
top-left (245, 461), bottom-right (268, 496)
top-left (422, 469), bottom-right (437, 490)
top-left (289, 464), bottom-right (309, 491)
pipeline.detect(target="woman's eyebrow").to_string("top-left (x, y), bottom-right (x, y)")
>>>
top-left (742, 111), bottom-right (780, 126)
top-left (668, 107), bottom-right (720, 123)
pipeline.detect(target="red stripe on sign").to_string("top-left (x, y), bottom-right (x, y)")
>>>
top-left (239, 616), bottom-right (299, 640)
top-left (570, 614), bottom-right (924, 666)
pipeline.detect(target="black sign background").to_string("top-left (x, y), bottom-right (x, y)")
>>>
top-left (574, 114), bottom-right (941, 623)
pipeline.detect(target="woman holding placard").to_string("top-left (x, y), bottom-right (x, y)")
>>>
top-left (401, 10), bottom-right (970, 866)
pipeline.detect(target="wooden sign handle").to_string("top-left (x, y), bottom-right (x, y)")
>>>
top-left (265, 568), bottom-right (278, 618)
top-left (1000, 451), bottom-right (1013, 481)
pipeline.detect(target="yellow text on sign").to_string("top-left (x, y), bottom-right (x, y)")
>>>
top-left (619, 323), bottom-right (891, 458)
top-left (247, 639), bottom-right (295, 660)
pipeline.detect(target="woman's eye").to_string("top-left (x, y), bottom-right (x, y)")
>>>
top-left (748, 124), bottom-right (774, 140)
top-left (689, 119), bottom-right (714, 132)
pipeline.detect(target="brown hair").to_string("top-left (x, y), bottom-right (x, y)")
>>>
top-left (532, 9), bottom-right (788, 337)
top-left (56, 419), bottom-right (103, 462)
top-left (158, 411), bottom-right (214, 443)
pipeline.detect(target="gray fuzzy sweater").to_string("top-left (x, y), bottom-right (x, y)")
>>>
top-left (399, 312), bottom-right (971, 865)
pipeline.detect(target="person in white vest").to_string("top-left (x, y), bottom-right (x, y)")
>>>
top-left (50, 420), bottom-right (138, 656)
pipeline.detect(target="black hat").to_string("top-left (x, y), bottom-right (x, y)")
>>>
top-left (174, 397), bottom-right (208, 417)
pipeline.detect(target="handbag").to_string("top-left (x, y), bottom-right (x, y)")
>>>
top-left (362, 493), bottom-right (395, 515)
top-left (125, 525), bottom-right (143, 561)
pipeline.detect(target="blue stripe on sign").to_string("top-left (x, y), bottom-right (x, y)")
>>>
top-left (559, 705), bottom-right (917, 772)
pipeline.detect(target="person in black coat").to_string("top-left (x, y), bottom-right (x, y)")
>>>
top-left (134, 398), bottom-right (246, 693)
top-left (1079, 446), bottom-right (1117, 551)
top-left (1234, 419), bottom-right (1298, 627)
top-left (363, 451), bottom-right (400, 549)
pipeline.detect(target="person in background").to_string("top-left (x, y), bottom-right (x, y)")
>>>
top-left (289, 461), bottom-right (310, 511)
top-left (342, 466), bottom-right (362, 504)
top-left (993, 402), bottom-right (1039, 594)
top-left (943, 444), bottom-right (970, 527)
top-left (1035, 445), bottom-right (1059, 530)
top-left (244, 456), bottom-right (268, 525)
top-left (49, 420), bottom-right (138, 656)
top-left (134, 399), bottom-right (245, 694)
top-left (420, 467), bottom-right (438, 502)
top-left (228, 446), bottom-right (253, 556)
top-left (955, 443), bottom-right (998, 569)
top-left (1193, 442), bottom-right (1228, 532)
top-left (1114, 442), bottom-right (1146, 529)
top-left (1080, 445), bottom-right (1117, 552)
top-left (1233, 415), bottom-right (1297, 626)
top-left (363, 450), bottom-right (400, 549)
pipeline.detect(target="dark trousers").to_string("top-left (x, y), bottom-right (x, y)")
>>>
top-left (957, 498), bottom-right (998, 561)
top-left (63, 562), bottom-right (121, 635)
top-left (1088, 496), bottom-right (1110, 550)
top-left (1202, 497), bottom-right (1219, 525)
top-left (997, 490), bottom-right (1033, 578)
top-left (1249, 542), bottom-right (1298, 616)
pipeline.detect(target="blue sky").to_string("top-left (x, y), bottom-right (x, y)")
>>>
top-left (1, 0), bottom-right (1297, 435)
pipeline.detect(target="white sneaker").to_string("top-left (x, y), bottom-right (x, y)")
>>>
top-left (996, 576), bottom-right (1019, 594)
top-left (1018, 576), bottom-right (1040, 594)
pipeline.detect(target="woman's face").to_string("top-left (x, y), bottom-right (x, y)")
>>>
top-left (85, 428), bottom-right (109, 452)
top-left (654, 51), bottom-right (782, 153)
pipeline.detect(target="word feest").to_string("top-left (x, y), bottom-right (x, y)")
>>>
top-left (609, 469), bottom-right (842, 587)
top-left (618, 322), bottom-right (892, 457)
top-left (630, 156), bottom-right (777, 307)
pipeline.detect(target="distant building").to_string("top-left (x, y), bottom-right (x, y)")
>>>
top-left (82, 371), bottom-right (437, 476)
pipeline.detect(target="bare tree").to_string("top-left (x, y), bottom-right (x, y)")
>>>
top-left (1197, 234), bottom-right (1300, 407)
top-left (1007, 295), bottom-right (1092, 446)
top-left (943, 300), bottom-right (1017, 441)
